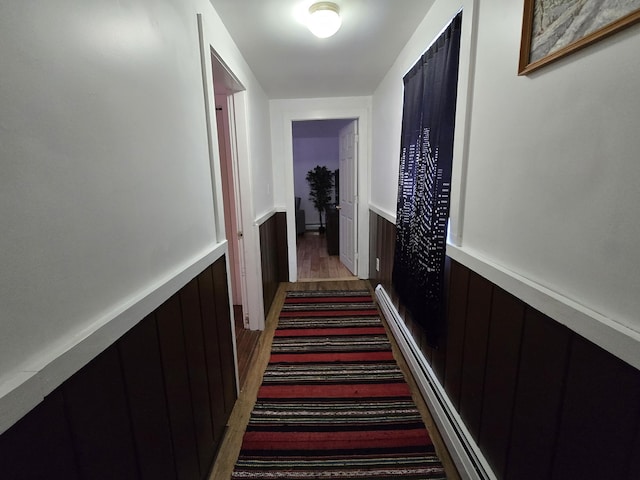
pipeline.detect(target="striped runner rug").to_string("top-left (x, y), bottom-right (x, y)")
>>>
top-left (231, 290), bottom-right (447, 479)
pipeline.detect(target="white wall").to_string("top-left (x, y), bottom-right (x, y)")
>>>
top-left (0, 0), bottom-right (272, 433)
top-left (246, 89), bottom-right (275, 221)
top-left (371, 0), bottom-right (640, 368)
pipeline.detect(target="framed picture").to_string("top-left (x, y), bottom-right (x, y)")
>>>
top-left (519, 0), bottom-right (640, 75)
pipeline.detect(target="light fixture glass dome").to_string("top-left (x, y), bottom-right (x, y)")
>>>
top-left (307, 2), bottom-right (342, 38)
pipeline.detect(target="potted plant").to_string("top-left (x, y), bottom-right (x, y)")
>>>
top-left (305, 165), bottom-right (334, 234)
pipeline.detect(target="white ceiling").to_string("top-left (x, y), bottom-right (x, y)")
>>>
top-left (209, 0), bottom-right (436, 99)
top-left (292, 118), bottom-right (354, 137)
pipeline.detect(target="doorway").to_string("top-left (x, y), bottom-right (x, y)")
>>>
top-left (211, 53), bottom-right (246, 322)
top-left (209, 51), bottom-right (260, 388)
top-left (292, 119), bottom-right (358, 281)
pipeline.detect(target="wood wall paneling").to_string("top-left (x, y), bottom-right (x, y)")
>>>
top-left (478, 288), bottom-right (525, 478)
top-left (118, 313), bottom-right (177, 480)
top-left (0, 389), bottom-right (80, 480)
top-left (0, 257), bottom-right (236, 480)
top-left (180, 278), bottom-right (216, 475)
top-left (444, 259), bottom-right (469, 410)
top-left (368, 210), bottom-right (640, 480)
top-left (403, 307), bottom-right (428, 363)
top-left (628, 425), bottom-right (640, 479)
top-left (197, 264), bottom-right (227, 446)
top-left (212, 260), bottom-right (237, 417)
top-left (276, 212), bottom-right (290, 281)
top-left (62, 345), bottom-right (139, 480)
top-left (260, 212), bottom-right (289, 315)
top-left (259, 216), bottom-right (275, 314)
top-left (431, 257), bottom-right (451, 384)
top-left (380, 214), bottom-right (395, 290)
top-left (505, 309), bottom-right (571, 480)
top-left (368, 211), bottom-right (378, 286)
top-left (156, 294), bottom-right (201, 480)
top-left (459, 271), bottom-right (493, 441)
top-left (368, 210), bottom-right (396, 291)
top-left (550, 336), bottom-right (640, 480)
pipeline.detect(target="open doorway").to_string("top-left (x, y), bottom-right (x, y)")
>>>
top-left (210, 51), bottom-right (260, 388)
top-left (211, 53), bottom-right (246, 321)
top-left (292, 119), bottom-right (358, 281)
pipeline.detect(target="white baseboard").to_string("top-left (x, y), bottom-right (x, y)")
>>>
top-left (375, 284), bottom-right (496, 480)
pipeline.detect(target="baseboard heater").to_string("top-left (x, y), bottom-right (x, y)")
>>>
top-left (375, 285), bottom-right (496, 480)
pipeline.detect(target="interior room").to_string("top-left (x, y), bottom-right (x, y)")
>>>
top-left (292, 118), bottom-right (356, 281)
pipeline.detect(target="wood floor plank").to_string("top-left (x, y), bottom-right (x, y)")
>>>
top-left (234, 305), bottom-right (261, 391)
top-left (297, 232), bottom-right (355, 280)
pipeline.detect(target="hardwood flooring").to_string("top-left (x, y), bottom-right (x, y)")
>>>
top-left (233, 305), bottom-right (261, 391)
top-left (296, 232), bottom-right (356, 281)
top-left (210, 280), bottom-right (460, 480)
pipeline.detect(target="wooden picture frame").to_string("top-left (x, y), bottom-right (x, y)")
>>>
top-left (519, 0), bottom-right (640, 75)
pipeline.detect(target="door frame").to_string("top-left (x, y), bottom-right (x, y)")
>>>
top-left (215, 94), bottom-right (248, 322)
top-left (277, 101), bottom-right (370, 282)
top-left (197, 14), bottom-right (265, 333)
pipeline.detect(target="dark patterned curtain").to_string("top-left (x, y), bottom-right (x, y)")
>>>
top-left (392, 12), bottom-right (462, 347)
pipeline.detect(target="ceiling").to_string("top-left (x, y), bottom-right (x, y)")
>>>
top-left (292, 118), bottom-right (354, 138)
top-left (208, 0), bottom-right (436, 99)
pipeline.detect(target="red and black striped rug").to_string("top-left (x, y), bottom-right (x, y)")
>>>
top-left (231, 290), bottom-right (446, 479)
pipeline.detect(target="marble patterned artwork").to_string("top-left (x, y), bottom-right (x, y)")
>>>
top-left (530, 0), bottom-right (640, 62)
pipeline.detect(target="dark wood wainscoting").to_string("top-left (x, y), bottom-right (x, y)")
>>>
top-left (369, 210), bottom-right (396, 292)
top-left (259, 211), bottom-right (289, 315)
top-left (369, 210), bottom-right (640, 480)
top-left (0, 256), bottom-right (236, 480)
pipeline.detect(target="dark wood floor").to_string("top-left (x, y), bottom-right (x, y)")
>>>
top-left (233, 305), bottom-right (261, 390)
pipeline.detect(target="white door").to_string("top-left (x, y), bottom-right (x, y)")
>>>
top-left (338, 120), bottom-right (357, 274)
top-left (216, 100), bottom-right (245, 311)
top-left (211, 51), bottom-right (250, 328)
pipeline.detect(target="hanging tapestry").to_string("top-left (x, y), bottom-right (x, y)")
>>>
top-left (392, 12), bottom-right (462, 347)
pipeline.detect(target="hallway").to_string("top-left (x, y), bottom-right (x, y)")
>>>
top-left (2, 1), bottom-right (639, 479)
top-left (210, 280), bottom-right (460, 479)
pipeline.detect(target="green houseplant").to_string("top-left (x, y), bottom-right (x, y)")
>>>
top-left (305, 165), bottom-right (334, 234)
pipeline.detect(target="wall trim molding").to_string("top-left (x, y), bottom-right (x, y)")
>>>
top-left (446, 243), bottom-right (640, 371)
top-left (0, 242), bottom-right (228, 436)
top-left (254, 207), bottom-right (285, 227)
top-left (375, 284), bottom-right (496, 480)
top-left (368, 203), bottom-right (396, 225)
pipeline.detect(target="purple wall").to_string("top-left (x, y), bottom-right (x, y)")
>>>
top-left (292, 119), bottom-right (354, 230)
top-left (292, 119), bottom-right (353, 230)
top-left (293, 137), bottom-right (338, 227)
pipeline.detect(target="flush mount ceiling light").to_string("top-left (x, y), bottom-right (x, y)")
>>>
top-left (307, 2), bottom-right (342, 38)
